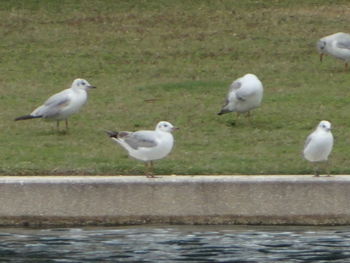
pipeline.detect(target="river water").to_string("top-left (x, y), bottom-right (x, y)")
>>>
top-left (0, 225), bottom-right (349, 262)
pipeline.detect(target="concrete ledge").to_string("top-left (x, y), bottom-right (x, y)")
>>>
top-left (0, 175), bottom-right (350, 226)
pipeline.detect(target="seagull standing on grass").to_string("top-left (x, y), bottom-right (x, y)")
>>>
top-left (15, 78), bottom-right (96, 130)
top-left (217, 73), bottom-right (263, 121)
top-left (106, 121), bottom-right (178, 178)
top-left (317, 32), bottom-right (350, 70)
top-left (303, 120), bottom-right (334, 177)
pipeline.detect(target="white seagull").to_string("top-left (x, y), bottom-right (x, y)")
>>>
top-left (303, 120), bottom-right (334, 177)
top-left (106, 121), bottom-right (178, 177)
top-left (317, 32), bottom-right (350, 70)
top-left (218, 73), bottom-right (263, 121)
top-left (15, 78), bottom-right (96, 130)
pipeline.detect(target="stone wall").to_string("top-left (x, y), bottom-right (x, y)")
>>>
top-left (0, 175), bottom-right (349, 226)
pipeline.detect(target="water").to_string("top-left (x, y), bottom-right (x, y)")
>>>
top-left (0, 225), bottom-right (350, 262)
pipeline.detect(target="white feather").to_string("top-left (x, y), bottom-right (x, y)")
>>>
top-left (303, 120), bottom-right (334, 162)
top-left (219, 73), bottom-right (263, 114)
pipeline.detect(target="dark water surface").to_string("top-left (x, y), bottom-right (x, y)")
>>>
top-left (0, 225), bottom-right (350, 262)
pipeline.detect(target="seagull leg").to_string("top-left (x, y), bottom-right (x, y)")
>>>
top-left (65, 119), bottom-right (69, 130)
top-left (246, 111), bottom-right (252, 124)
top-left (313, 163), bottom-right (320, 177)
top-left (144, 162), bottom-right (149, 176)
top-left (150, 161), bottom-right (154, 175)
top-left (324, 161), bottom-right (332, 177)
top-left (145, 162), bottom-right (153, 178)
top-left (345, 62), bottom-right (349, 71)
top-left (312, 162), bottom-right (331, 177)
top-left (56, 120), bottom-right (60, 130)
top-left (146, 161), bottom-right (157, 178)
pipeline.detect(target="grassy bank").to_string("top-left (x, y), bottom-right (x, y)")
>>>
top-left (1, 0), bottom-right (350, 175)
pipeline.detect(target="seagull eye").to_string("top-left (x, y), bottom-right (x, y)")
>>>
top-left (81, 82), bottom-right (86, 85)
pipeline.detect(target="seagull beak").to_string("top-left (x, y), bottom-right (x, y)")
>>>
top-left (88, 85), bottom-right (96, 89)
top-left (172, 127), bottom-right (179, 131)
top-left (320, 53), bottom-right (324, 62)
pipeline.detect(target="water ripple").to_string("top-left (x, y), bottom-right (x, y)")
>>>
top-left (0, 226), bottom-right (349, 262)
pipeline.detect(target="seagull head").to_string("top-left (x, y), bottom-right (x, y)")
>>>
top-left (318, 120), bottom-right (332, 132)
top-left (156, 121), bottom-right (178, 133)
top-left (71, 78), bottom-right (96, 90)
top-left (243, 73), bottom-right (258, 79)
top-left (316, 40), bottom-right (326, 62)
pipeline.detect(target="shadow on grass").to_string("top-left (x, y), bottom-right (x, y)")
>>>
top-left (322, 67), bottom-right (348, 74)
top-left (33, 130), bottom-right (70, 136)
top-left (221, 116), bottom-right (274, 129)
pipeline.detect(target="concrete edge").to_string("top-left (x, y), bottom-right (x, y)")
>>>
top-left (2, 215), bottom-right (350, 227)
top-left (0, 175), bottom-right (349, 226)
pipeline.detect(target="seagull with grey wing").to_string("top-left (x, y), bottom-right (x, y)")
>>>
top-left (15, 78), bottom-right (96, 130)
top-left (317, 32), bottom-right (350, 70)
top-left (218, 73), bottom-right (263, 122)
top-left (106, 121), bottom-right (178, 177)
top-left (303, 120), bottom-right (334, 177)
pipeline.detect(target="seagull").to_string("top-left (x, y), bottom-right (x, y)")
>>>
top-left (217, 73), bottom-right (263, 121)
top-left (303, 120), bottom-right (334, 177)
top-left (317, 32), bottom-right (350, 70)
top-left (15, 78), bottom-right (96, 130)
top-left (106, 121), bottom-right (178, 177)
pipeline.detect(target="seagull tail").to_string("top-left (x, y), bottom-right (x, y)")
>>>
top-left (105, 130), bottom-right (119, 138)
top-left (217, 109), bottom-right (229, 115)
top-left (14, 115), bottom-right (42, 121)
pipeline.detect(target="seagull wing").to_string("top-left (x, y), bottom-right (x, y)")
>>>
top-left (337, 39), bottom-right (350, 50)
top-left (228, 80), bottom-right (242, 93)
top-left (235, 84), bottom-right (258, 101)
top-left (31, 89), bottom-right (72, 117)
top-left (304, 133), bottom-right (313, 150)
top-left (223, 80), bottom-right (242, 104)
top-left (44, 89), bottom-right (72, 107)
top-left (123, 131), bottom-right (158, 150)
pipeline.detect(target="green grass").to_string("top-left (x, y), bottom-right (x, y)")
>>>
top-left (1, 0), bottom-right (350, 175)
